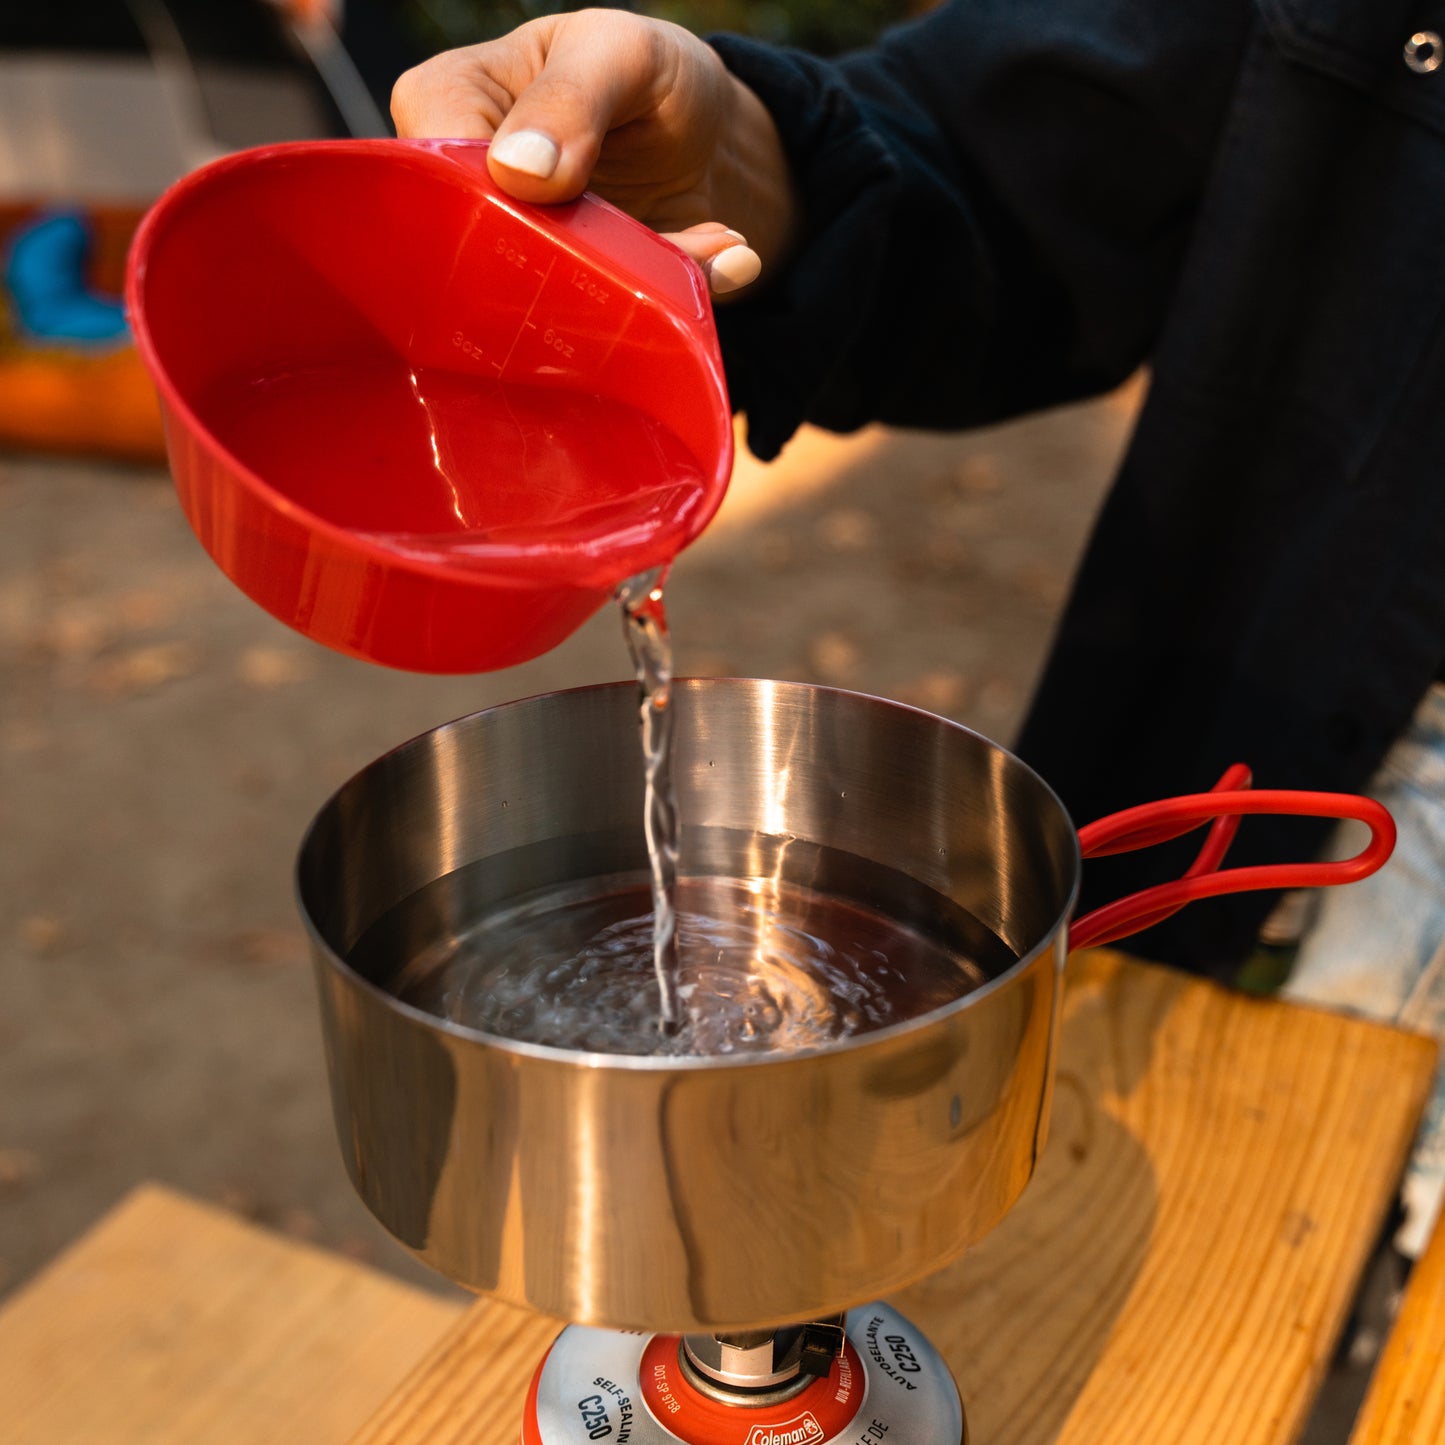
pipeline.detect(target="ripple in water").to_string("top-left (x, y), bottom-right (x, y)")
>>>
top-left (389, 875), bottom-right (991, 1057)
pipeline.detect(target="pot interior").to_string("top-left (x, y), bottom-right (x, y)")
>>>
top-left (299, 678), bottom-right (1080, 1055)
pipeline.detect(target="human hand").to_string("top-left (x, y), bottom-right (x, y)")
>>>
top-left (391, 9), bottom-right (795, 295)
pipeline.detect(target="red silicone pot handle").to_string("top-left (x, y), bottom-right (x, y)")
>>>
top-left (1069, 764), bottom-right (1397, 952)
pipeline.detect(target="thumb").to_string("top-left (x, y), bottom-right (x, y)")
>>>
top-left (392, 15), bottom-right (661, 204)
top-left (486, 16), bottom-right (660, 203)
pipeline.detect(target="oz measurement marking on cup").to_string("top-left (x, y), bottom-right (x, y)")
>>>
top-left (543, 327), bottom-right (575, 359)
top-left (520, 319), bottom-right (576, 360)
top-left (494, 235), bottom-right (527, 268)
top-left (451, 331), bottom-right (484, 362)
top-left (570, 267), bottom-right (610, 305)
top-left (491, 255), bottom-right (557, 379)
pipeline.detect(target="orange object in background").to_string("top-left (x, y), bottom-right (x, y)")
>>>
top-left (0, 202), bottom-right (166, 464)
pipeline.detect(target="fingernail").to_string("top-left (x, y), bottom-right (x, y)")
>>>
top-left (723, 229), bottom-right (747, 245)
top-left (707, 245), bottom-right (762, 295)
top-left (492, 129), bottom-right (560, 179)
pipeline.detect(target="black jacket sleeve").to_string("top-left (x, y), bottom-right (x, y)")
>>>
top-left (710, 0), bottom-right (1255, 459)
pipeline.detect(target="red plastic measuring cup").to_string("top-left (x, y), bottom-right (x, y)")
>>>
top-left (125, 139), bottom-right (734, 673)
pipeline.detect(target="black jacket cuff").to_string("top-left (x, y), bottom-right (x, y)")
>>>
top-left (707, 34), bottom-right (902, 460)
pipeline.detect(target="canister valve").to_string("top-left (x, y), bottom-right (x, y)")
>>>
top-left (680, 1315), bottom-right (847, 1404)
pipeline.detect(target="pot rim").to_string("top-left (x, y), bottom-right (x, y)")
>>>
top-left (295, 677), bottom-right (1083, 1073)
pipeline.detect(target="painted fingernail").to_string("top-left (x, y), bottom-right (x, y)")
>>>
top-left (707, 245), bottom-right (762, 295)
top-left (723, 229), bottom-right (748, 245)
top-left (492, 129), bottom-right (560, 179)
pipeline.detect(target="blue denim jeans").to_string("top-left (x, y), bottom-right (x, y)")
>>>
top-left (1284, 683), bottom-right (1445, 1258)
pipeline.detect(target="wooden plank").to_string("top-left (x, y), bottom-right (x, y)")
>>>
top-left (347, 1301), bottom-right (561, 1445)
top-left (346, 952), bottom-right (1437, 1445)
top-left (1349, 1205), bottom-right (1445, 1442)
top-left (896, 951), bottom-right (1434, 1444)
top-left (0, 1184), bottom-right (463, 1445)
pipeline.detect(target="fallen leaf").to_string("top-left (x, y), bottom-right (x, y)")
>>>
top-left (808, 631), bottom-right (862, 684)
top-left (4, 722), bottom-right (50, 754)
top-left (237, 645), bottom-right (314, 690)
top-left (233, 928), bottom-right (307, 970)
top-left (337, 1234), bottom-right (378, 1264)
top-left (46, 602), bottom-right (114, 660)
top-left (817, 506), bottom-right (876, 552)
top-left (943, 504), bottom-right (998, 539)
top-left (755, 531), bottom-right (795, 571)
top-left (1013, 560), bottom-right (1068, 607)
top-left (0, 580), bottom-right (39, 645)
top-left (979, 677), bottom-right (1022, 713)
top-left (954, 456), bottom-right (1002, 495)
top-left (279, 1207), bottom-right (323, 1242)
top-left (46, 556), bottom-right (94, 597)
top-left (917, 534), bottom-right (971, 576)
top-left (88, 641), bottom-right (201, 696)
top-left (116, 588), bottom-right (178, 631)
top-left (0, 1148), bottom-right (39, 1196)
top-left (231, 763), bottom-right (273, 799)
top-left (682, 651), bottom-right (734, 678)
top-left (897, 669), bottom-right (970, 714)
top-left (215, 1186), bottom-right (264, 1221)
top-left (18, 915), bottom-right (63, 956)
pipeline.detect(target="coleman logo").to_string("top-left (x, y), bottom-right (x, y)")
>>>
top-left (744, 1414), bottom-right (825, 1445)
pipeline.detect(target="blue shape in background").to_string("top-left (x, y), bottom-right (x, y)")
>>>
top-left (5, 210), bottom-right (130, 345)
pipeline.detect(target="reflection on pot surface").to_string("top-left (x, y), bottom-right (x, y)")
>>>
top-left (298, 680), bottom-right (1079, 1330)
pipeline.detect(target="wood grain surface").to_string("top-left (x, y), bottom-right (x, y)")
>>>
top-left (346, 952), bottom-right (1437, 1445)
top-left (347, 1299), bottom-right (561, 1445)
top-left (0, 1184), bottom-right (463, 1445)
top-left (1350, 1204), bottom-right (1445, 1443)
top-left (895, 951), bottom-right (1435, 1444)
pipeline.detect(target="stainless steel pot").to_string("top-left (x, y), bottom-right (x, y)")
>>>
top-left (298, 680), bottom-right (1080, 1331)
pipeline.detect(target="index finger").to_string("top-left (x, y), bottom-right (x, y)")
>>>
top-left (391, 30), bottom-right (550, 139)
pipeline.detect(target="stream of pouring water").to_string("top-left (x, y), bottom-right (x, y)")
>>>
top-left (615, 567), bottom-right (681, 1033)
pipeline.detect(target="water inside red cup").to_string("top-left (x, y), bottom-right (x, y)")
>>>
top-left (201, 358), bottom-right (714, 576)
top-left (126, 140), bottom-right (733, 668)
